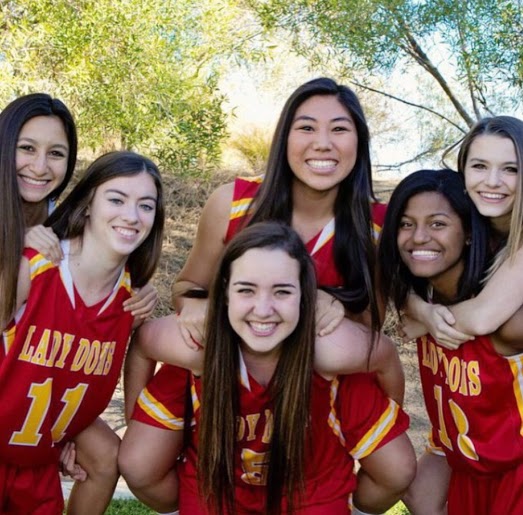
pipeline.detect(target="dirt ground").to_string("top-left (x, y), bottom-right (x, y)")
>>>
top-left (101, 174), bottom-right (429, 456)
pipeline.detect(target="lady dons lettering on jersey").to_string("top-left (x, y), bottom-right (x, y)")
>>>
top-left (420, 336), bottom-right (481, 397)
top-left (17, 325), bottom-right (116, 376)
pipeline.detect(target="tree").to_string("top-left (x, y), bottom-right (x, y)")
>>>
top-left (253, 0), bottom-right (523, 145)
top-left (0, 0), bottom-right (261, 173)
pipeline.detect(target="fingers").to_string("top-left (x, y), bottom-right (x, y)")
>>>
top-left (59, 442), bottom-right (88, 482)
top-left (25, 226), bottom-right (63, 264)
top-left (179, 321), bottom-right (203, 351)
top-left (123, 285), bottom-right (159, 318)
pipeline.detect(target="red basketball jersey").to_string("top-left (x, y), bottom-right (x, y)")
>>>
top-left (0, 245), bottom-right (133, 466)
top-left (177, 354), bottom-right (409, 513)
top-left (417, 334), bottom-right (523, 474)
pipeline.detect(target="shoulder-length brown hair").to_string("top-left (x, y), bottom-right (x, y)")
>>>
top-left (198, 221), bottom-right (317, 514)
top-left (0, 93), bottom-right (77, 328)
top-left (46, 151), bottom-right (164, 287)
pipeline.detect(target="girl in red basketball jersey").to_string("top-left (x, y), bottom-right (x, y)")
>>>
top-left (119, 78), bottom-right (406, 513)
top-left (0, 94), bottom-right (158, 514)
top-left (0, 151), bottom-right (164, 514)
top-left (380, 169), bottom-right (523, 514)
top-left (135, 222), bottom-right (413, 514)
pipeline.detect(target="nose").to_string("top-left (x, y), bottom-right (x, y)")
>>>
top-left (312, 128), bottom-right (333, 151)
top-left (485, 167), bottom-right (501, 188)
top-left (252, 293), bottom-right (274, 318)
top-left (122, 203), bottom-right (139, 224)
top-left (28, 152), bottom-right (48, 176)
top-left (412, 225), bottom-right (430, 244)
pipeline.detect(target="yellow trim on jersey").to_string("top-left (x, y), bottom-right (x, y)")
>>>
top-left (350, 399), bottom-right (400, 460)
top-left (229, 175), bottom-right (263, 221)
top-left (29, 254), bottom-right (54, 280)
top-left (191, 379), bottom-right (200, 412)
top-left (508, 355), bottom-right (523, 436)
top-left (327, 377), bottom-right (347, 447)
top-left (372, 222), bottom-right (382, 243)
top-left (2, 325), bottom-right (16, 354)
top-left (426, 429), bottom-right (446, 456)
top-left (137, 387), bottom-right (184, 430)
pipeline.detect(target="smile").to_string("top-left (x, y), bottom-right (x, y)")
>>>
top-left (114, 227), bottom-right (139, 239)
top-left (410, 250), bottom-right (440, 260)
top-left (306, 159), bottom-right (337, 171)
top-left (19, 175), bottom-right (50, 187)
top-left (249, 322), bottom-right (277, 335)
top-left (478, 192), bottom-right (508, 201)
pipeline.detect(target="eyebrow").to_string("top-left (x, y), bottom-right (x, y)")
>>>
top-left (105, 188), bottom-right (157, 202)
top-left (18, 137), bottom-right (69, 151)
top-left (232, 280), bottom-right (297, 288)
top-left (293, 115), bottom-right (354, 124)
top-left (402, 212), bottom-right (452, 218)
top-left (468, 157), bottom-right (518, 165)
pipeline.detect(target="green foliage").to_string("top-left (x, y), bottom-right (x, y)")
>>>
top-left (252, 0), bottom-right (523, 129)
top-left (0, 0), bottom-right (265, 175)
top-left (100, 499), bottom-right (153, 514)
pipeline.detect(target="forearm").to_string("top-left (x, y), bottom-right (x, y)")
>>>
top-left (372, 334), bottom-right (405, 406)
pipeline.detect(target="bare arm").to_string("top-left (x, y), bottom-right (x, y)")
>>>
top-left (315, 319), bottom-right (405, 405)
top-left (171, 182), bottom-right (234, 345)
top-left (124, 315), bottom-right (204, 420)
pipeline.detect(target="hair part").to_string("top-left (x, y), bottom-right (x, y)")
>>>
top-left (46, 150), bottom-right (164, 287)
top-left (379, 169), bottom-right (489, 312)
top-left (0, 93), bottom-right (77, 328)
top-left (198, 221), bottom-right (317, 514)
top-left (246, 77), bottom-right (381, 339)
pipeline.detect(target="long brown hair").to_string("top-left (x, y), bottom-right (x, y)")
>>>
top-left (0, 93), bottom-right (77, 328)
top-left (46, 151), bottom-right (164, 287)
top-left (198, 221), bottom-right (317, 514)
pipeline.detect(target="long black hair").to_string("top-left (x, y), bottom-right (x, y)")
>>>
top-left (247, 77), bottom-right (380, 333)
top-left (379, 169), bottom-right (489, 312)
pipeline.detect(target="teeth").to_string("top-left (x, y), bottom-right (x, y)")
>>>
top-left (250, 322), bottom-right (276, 334)
top-left (115, 227), bottom-right (137, 237)
top-left (480, 192), bottom-right (505, 200)
top-left (411, 250), bottom-right (439, 259)
top-left (307, 159), bottom-right (337, 170)
top-left (20, 176), bottom-right (48, 186)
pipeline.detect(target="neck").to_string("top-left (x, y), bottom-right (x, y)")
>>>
top-left (241, 349), bottom-right (279, 387)
top-left (291, 180), bottom-right (336, 241)
top-left (68, 237), bottom-right (126, 306)
top-left (490, 214), bottom-right (511, 236)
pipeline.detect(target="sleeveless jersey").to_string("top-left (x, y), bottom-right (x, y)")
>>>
top-left (0, 244), bottom-right (133, 466)
top-left (225, 176), bottom-right (387, 288)
top-left (177, 356), bottom-right (409, 513)
top-left (417, 333), bottom-right (523, 474)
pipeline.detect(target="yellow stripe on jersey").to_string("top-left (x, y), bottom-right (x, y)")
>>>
top-left (2, 325), bottom-right (16, 354)
top-left (29, 254), bottom-right (54, 280)
top-left (508, 355), bottom-right (523, 436)
top-left (229, 175), bottom-right (263, 221)
top-left (311, 219), bottom-right (335, 256)
top-left (137, 387), bottom-right (184, 430)
top-left (372, 222), bottom-right (382, 244)
top-left (350, 399), bottom-right (399, 460)
top-left (327, 377), bottom-right (347, 447)
top-left (426, 429), bottom-right (446, 456)
top-left (191, 378), bottom-right (200, 412)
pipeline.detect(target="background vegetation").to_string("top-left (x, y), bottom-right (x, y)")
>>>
top-left (2, 0), bottom-right (522, 176)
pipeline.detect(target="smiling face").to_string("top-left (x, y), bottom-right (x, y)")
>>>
top-left (227, 247), bottom-right (301, 362)
top-left (85, 172), bottom-right (157, 260)
top-left (397, 191), bottom-right (466, 299)
top-left (287, 94), bottom-right (358, 196)
top-left (16, 115), bottom-right (69, 204)
top-left (464, 134), bottom-right (518, 234)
